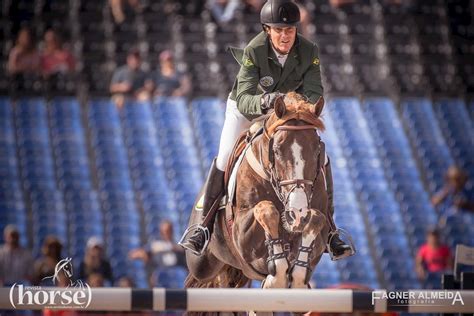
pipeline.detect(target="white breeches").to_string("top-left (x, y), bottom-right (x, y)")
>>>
top-left (216, 98), bottom-right (257, 171)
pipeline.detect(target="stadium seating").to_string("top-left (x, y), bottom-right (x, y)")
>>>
top-left (401, 98), bottom-right (474, 250)
top-left (0, 0), bottom-right (473, 291)
top-left (319, 112), bottom-right (379, 289)
top-left (0, 90), bottom-right (472, 289)
top-left (328, 97), bottom-right (419, 289)
top-left (361, 98), bottom-right (437, 251)
top-left (87, 99), bottom-right (147, 287)
top-left (0, 98), bottom-right (28, 246)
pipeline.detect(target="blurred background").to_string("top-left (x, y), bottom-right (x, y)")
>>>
top-left (0, 0), bottom-right (473, 308)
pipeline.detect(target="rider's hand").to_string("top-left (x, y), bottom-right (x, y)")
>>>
top-left (261, 92), bottom-right (283, 113)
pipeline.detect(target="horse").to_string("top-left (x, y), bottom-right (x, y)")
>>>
top-left (185, 92), bottom-right (331, 292)
top-left (42, 257), bottom-right (86, 289)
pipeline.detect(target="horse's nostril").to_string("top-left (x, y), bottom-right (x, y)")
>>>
top-left (284, 210), bottom-right (295, 224)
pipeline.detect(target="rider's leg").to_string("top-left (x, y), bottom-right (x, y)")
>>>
top-left (180, 98), bottom-right (252, 255)
top-left (325, 156), bottom-right (354, 260)
top-left (215, 98), bottom-right (253, 171)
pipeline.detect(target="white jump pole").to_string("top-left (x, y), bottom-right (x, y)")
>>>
top-left (0, 288), bottom-right (473, 313)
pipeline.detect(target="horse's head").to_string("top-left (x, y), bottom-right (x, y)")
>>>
top-left (56, 257), bottom-right (73, 280)
top-left (263, 92), bottom-right (325, 233)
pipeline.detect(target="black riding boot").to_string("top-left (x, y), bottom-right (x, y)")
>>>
top-left (325, 158), bottom-right (354, 260)
top-left (179, 158), bottom-right (225, 255)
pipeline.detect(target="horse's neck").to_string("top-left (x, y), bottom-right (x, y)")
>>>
top-left (251, 134), bottom-right (268, 166)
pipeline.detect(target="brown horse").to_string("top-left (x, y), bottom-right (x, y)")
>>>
top-left (185, 92), bottom-right (330, 291)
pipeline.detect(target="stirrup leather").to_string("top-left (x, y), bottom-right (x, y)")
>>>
top-left (178, 224), bottom-right (211, 256)
top-left (327, 228), bottom-right (356, 261)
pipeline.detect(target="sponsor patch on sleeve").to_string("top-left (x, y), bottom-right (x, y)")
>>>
top-left (313, 57), bottom-right (320, 65)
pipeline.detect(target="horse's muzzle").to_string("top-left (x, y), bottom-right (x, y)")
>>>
top-left (282, 207), bottom-right (311, 233)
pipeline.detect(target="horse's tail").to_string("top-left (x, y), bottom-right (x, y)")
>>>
top-left (185, 264), bottom-right (249, 288)
top-left (184, 265), bottom-right (250, 316)
top-left (218, 264), bottom-right (250, 288)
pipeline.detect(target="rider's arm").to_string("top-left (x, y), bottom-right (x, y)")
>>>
top-left (302, 44), bottom-right (324, 104)
top-left (431, 186), bottom-right (449, 207)
top-left (415, 247), bottom-right (426, 279)
top-left (235, 46), bottom-right (264, 116)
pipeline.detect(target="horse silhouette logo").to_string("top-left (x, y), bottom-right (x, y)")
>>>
top-left (42, 258), bottom-right (86, 289)
top-left (10, 258), bottom-right (92, 309)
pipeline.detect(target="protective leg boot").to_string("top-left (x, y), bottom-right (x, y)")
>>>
top-left (179, 158), bottom-right (225, 255)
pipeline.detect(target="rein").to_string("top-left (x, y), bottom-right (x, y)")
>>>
top-left (247, 110), bottom-right (325, 208)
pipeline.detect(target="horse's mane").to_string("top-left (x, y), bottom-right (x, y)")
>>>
top-left (266, 92), bottom-right (325, 135)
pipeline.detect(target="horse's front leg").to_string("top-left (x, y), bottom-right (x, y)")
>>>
top-left (289, 208), bottom-right (326, 288)
top-left (253, 200), bottom-right (289, 288)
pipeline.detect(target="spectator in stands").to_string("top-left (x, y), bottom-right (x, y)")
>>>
top-left (109, 0), bottom-right (143, 24)
top-left (416, 229), bottom-right (453, 283)
top-left (78, 237), bottom-right (113, 286)
top-left (40, 29), bottom-right (76, 77)
top-left (176, 0), bottom-right (206, 16)
top-left (129, 220), bottom-right (185, 285)
top-left (32, 236), bottom-right (63, 286)
top-left (116, 276), bottom-right (135, 287)
top-left (295, 1), bottom-right (312, 38)
top-left (43, 273), bottom-right (78, 316)
top-left (432, 166), bottom-right (474, 217)
top-left (110, 48), bottom-right (152, 108)
top-left (87, 272), bottom-right (105, 287)
top-left (0, 225), bottom-right (33, 286)
top-left (207, 0), bottom-right (240, 25)
top-left (7, 27), bottom-right (40, 75)
top-left (329, 0), bottom-right (355, 8)
top-left (243, 0), bottom-right (265, 14)
top-left (152, 50), bottom-right (191, 97)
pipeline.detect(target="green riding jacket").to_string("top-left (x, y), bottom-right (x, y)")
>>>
top-left (229, 31), bottom-right (324, 121)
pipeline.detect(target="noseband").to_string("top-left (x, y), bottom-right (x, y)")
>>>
top-left (260, 114), bottom-right (325, 208)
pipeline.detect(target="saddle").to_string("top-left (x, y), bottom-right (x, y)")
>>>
top-left (224, 121), bottom-right (265, 199)
top-left (224, 132), bottom-right (248, 189)
top-left (194, 121), bottom-right (264, 212)
top-left (220, 122), bottom-right (265, 236)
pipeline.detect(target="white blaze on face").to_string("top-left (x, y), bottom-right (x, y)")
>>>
top-left (287, 140), bottom-right (308, 210)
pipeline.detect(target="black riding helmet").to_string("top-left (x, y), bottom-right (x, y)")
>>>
top-left (260, 0), bottom-right (301, 28)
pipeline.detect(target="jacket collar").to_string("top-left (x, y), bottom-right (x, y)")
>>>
top-left (266, 33), bottom-right (301, 64)
top-left (266, 35), bottom-right (300, 89)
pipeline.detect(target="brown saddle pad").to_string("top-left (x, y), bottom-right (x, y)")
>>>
top-left (224, 131), bottom-right (248, 189)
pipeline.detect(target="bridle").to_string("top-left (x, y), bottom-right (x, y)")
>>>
top-left (259, 112), bottom-right (326, 208)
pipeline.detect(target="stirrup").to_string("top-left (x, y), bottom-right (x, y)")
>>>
top-left (327, 228), bottom-right (356, 261)
top-left (178, 224), bottom-right (211, 256)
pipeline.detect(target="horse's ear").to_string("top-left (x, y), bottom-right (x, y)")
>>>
top-left (274, 95), bottom-right (286, 118)
top-left (311, 96), bottom-right (325, 117)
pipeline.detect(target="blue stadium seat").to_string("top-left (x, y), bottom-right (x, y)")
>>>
top-left (327, 97), bottom-right (419, 289)
top-left (401, 98), bottom-right (454, 193)
top-left (321, 111), bottom-right (379, 288)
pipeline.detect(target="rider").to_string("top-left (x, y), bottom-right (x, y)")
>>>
top-left (180, 0), bottom-right (354, 260)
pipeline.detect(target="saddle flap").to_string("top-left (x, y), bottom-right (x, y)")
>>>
top-left (225, 125), bottom-right (266, 206)
top-left (224, 131), bottom-right (248, 187)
